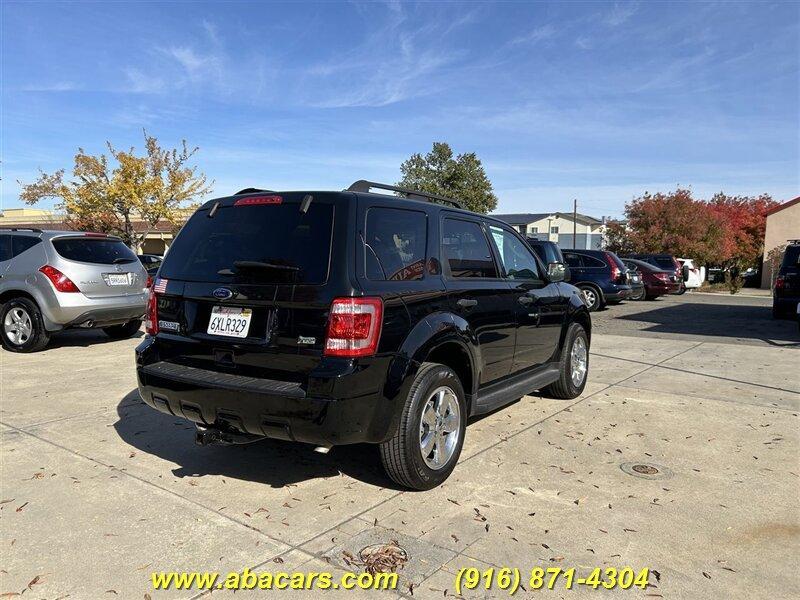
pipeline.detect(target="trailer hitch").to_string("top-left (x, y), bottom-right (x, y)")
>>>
top-left (194, 425), bottom-right (262, 446)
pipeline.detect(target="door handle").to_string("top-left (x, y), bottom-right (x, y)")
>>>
top-left (456, 298), bottom-right (478, 309)
top-left (518, 296), bottom-right (534, 306)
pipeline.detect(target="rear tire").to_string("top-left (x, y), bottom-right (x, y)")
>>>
top-left (542, 322), bottom-right (589, 400)
top-left (0, 297), bottom-right (50, 353)
top-left (579, 285), bottom-right (602, 312)
top-left (676, 284), bottom-right (687, 295)
top-left (379, 362), bottom-right (466, 490)
top-left (630, 287), bottom-right (646, 301)
top-left (102, 319), bottom-right (142, 339)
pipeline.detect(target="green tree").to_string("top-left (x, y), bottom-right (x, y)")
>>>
top-left (397, 142), bottom-right (497, 213)
top-left (19, 132), bottom-right (212, 249)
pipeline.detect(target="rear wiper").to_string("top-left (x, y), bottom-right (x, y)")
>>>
top-left (218, 261), bottom-right (300, 275)
top-left (113, 258), bottom-right (136, 264)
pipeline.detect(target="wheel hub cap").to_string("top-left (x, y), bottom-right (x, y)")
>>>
top-left (419, 386), bottom-right (461, 470)
top-left (570, 337), bottom-right (588, 386)
top-left (4, 307), bottom-right (32, 345)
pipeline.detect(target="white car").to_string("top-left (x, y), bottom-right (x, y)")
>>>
top-left (677, 258), bottom-right (704, 292)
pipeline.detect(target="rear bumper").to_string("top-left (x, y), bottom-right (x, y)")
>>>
top-left (604, 285), bottom-right (631, 302)
top-left (646, 282), bottom-right (680, 296)
top-left (40, 288), bottom-right (147, 331)
top-left (773, 295), bottom-right (800, 316)
top-left (134, 337), bottom-right (401, 446)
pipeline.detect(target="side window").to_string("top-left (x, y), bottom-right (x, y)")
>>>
top-left (0, 236), bottom-right (11, 262)
top-left (441, 218), bottom-right (497, 278)
top-left (487, 225), bottom-right (542, 281)
top-left (563, 252), bottom-right (583, 268)
top-left (365, 207), bottom-right (427, 281)
top-left (583, 254), bottom-right (607, 268)
top-left (12, 236), bottom-right (41, 257)
top-left (530, 244), bottom-right (546, 263)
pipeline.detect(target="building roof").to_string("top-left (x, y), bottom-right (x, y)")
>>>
top-left (489, 213), bottom-right (550, 224)
top-left (491, 211), bottom-right (602, 226)
top-left (765, 196), bottom-right (800, 216)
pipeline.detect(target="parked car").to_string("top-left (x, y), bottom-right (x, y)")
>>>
top-left (135, 182), bottom-right (591, 490)
top-left (138, 253), bottom-right (163, 270)
top-left (561, 249), bottom-right (632, 311)
top-left (0, 229), bottom-right (148, 352)
top-left (525, 239), bottom-right (571, 282)
top-left (677, 258), bottom-right (704, 291)
top-left (773, 240), bottom-right (800, 319)
top-left (623, 258), bottom-right (681, 300)
top-left (627, 253), bottom-right (683, 292)
top-left (623, 262), bottom-right (646, 300)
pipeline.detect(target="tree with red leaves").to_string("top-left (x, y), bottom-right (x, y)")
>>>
top-left (707, 193), bottom-right (778, 270)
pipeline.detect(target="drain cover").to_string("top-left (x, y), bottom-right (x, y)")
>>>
top-left (349, 542), bottom-right (409, 575)
top-left (620, 462), bottom-right (673, 480)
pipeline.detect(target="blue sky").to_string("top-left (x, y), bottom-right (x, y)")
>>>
top-left (2, 1), bottom-right (798, 218)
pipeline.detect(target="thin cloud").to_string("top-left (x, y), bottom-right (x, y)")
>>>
top-left (511, 24), bottom-right (557, 45)
top-left (18, 82), bottom-right (78, 92)
top-left (603, 2), bottom-right (638, 27)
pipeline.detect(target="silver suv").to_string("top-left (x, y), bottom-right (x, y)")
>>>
top-left (0, 229), bottom-right (148, 352)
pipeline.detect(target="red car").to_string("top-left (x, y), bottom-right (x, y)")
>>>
top-left (623, 258), bottom-right (681, 299)
top-left (627, 253), bottom-right (683, 292)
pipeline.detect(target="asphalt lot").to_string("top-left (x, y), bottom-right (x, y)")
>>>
top-left (1, 292), bottom-right (798, 599)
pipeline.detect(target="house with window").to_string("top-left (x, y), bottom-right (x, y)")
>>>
top-left (490, 212), bottom-right (605, 250)
top-left (760, 195), bottom-right (800, 288)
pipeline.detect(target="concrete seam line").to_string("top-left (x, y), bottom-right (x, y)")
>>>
top-left (613, 382), bottom-right (800, 412)
top-left (0, 420), bottom-right (294, 551)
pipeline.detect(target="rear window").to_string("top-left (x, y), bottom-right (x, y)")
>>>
top-left (365, 207), bottom-right (427, 281)
top-left (652, 256), bottom-right (676, 270)
top-left (160, 203), bottom-right (333, 284)
top-left (782, 245), bottom-right (800, 268)
top-left (52, 237), bottom-right (137, 265)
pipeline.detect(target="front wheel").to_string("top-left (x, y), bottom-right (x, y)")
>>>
top-left (542, 322), bottom-right (589, 399)
top-left (102, 319), bottom-right (142, 339)
top-left (380, 363), bottom-right (466, 490)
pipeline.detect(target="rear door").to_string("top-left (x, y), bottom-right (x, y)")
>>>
top-left (486, 223), bottom-right (565, 370)
top-left (154, 193), bottom-right (348, 381)
top-left (49, 235), bottom-right (145, 298)
top-left (440, 215), bottom-right (516, 385)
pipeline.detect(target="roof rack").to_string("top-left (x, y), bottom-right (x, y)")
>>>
top-left (234, 188), bottom-right (275, 195)
top-left (0, 227), bottom-right (43, 232)
top-left (346, 180), bottom-right (464, 210)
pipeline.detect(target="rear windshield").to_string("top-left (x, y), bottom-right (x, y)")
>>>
top-left (159, 203), bottom-right (333, 284)
top-left (52, 237), bottom-right (137, 265)
top-left (652, 256), bottom-right (676, 270)
top-left (782, 246), bottom-right (800, 268)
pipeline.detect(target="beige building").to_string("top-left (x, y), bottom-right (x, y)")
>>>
top-left (761, 196), bottom-right (800, 288)
top-left (490, 212), bottom-right (605, 250)
top-left (0, 207), bottom-right (192, 255)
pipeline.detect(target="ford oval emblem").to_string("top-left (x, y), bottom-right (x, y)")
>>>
top-left (212, 287), bottom-right (234, 300)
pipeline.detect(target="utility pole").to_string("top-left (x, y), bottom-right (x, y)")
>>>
top-left (573, 199), bottom-right (577, 250)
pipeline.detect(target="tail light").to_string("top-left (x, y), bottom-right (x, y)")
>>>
top-left (605, 252), bottom-right (621, 281)
top-left (654, 272), bottom-right (670, 282)
top-left (775, 276), bottom-right (785, 290)
top-left (38, 265), bottom-right (80, 293)
top-left (145, 275), bottom-right (153, 289)
top-left (324, 297), bottom-right (383, 357)
top-left (144, 287), bottom-right (158, 335)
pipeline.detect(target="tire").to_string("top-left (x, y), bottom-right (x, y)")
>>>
top-left (379, 362), bottom-right (467, 490)
top-left (676, 284), bottom-right (687, 295)
top-left (578, 285), bottom-right (601, 312)
top-left (630, 287), bottom-right (646, 301)
top-left (102, 319), bottom-right (142, 339)
top-left (542, 322), bottom-right (589, 400)
top-left (0, 297), bottom-right (51, 353)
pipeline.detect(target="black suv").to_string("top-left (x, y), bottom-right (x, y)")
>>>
top-left (135, 182), bottom-right (591, 490)
top-left (772, 239), bottom-right (800, 319)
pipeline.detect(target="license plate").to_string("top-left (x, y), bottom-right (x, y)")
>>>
top-left (106, 273), bottom-right (130, 286)
top-left (207, 306), bottom-right (252, 338)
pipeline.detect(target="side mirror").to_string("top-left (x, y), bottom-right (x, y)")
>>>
top-left (547, 262), bottom-right (567, 283)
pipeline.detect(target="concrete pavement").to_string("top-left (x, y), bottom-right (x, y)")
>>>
top-left (1, 297), bottom-right (798, 599)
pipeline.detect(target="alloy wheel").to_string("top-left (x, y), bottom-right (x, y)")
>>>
top-left (419, 386), bottom-right (461, 470)
top-left (4, 307), bottom-right (33, 346)
top-left (570, 336), bottom-right (588, 387)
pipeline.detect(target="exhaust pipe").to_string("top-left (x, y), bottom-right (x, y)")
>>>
top-left (313, 445), bottom-right (331, 454)
top-left (194, 425), bottom-right (262, 446)
top-left (77, 319), bottom-right (94, 328)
